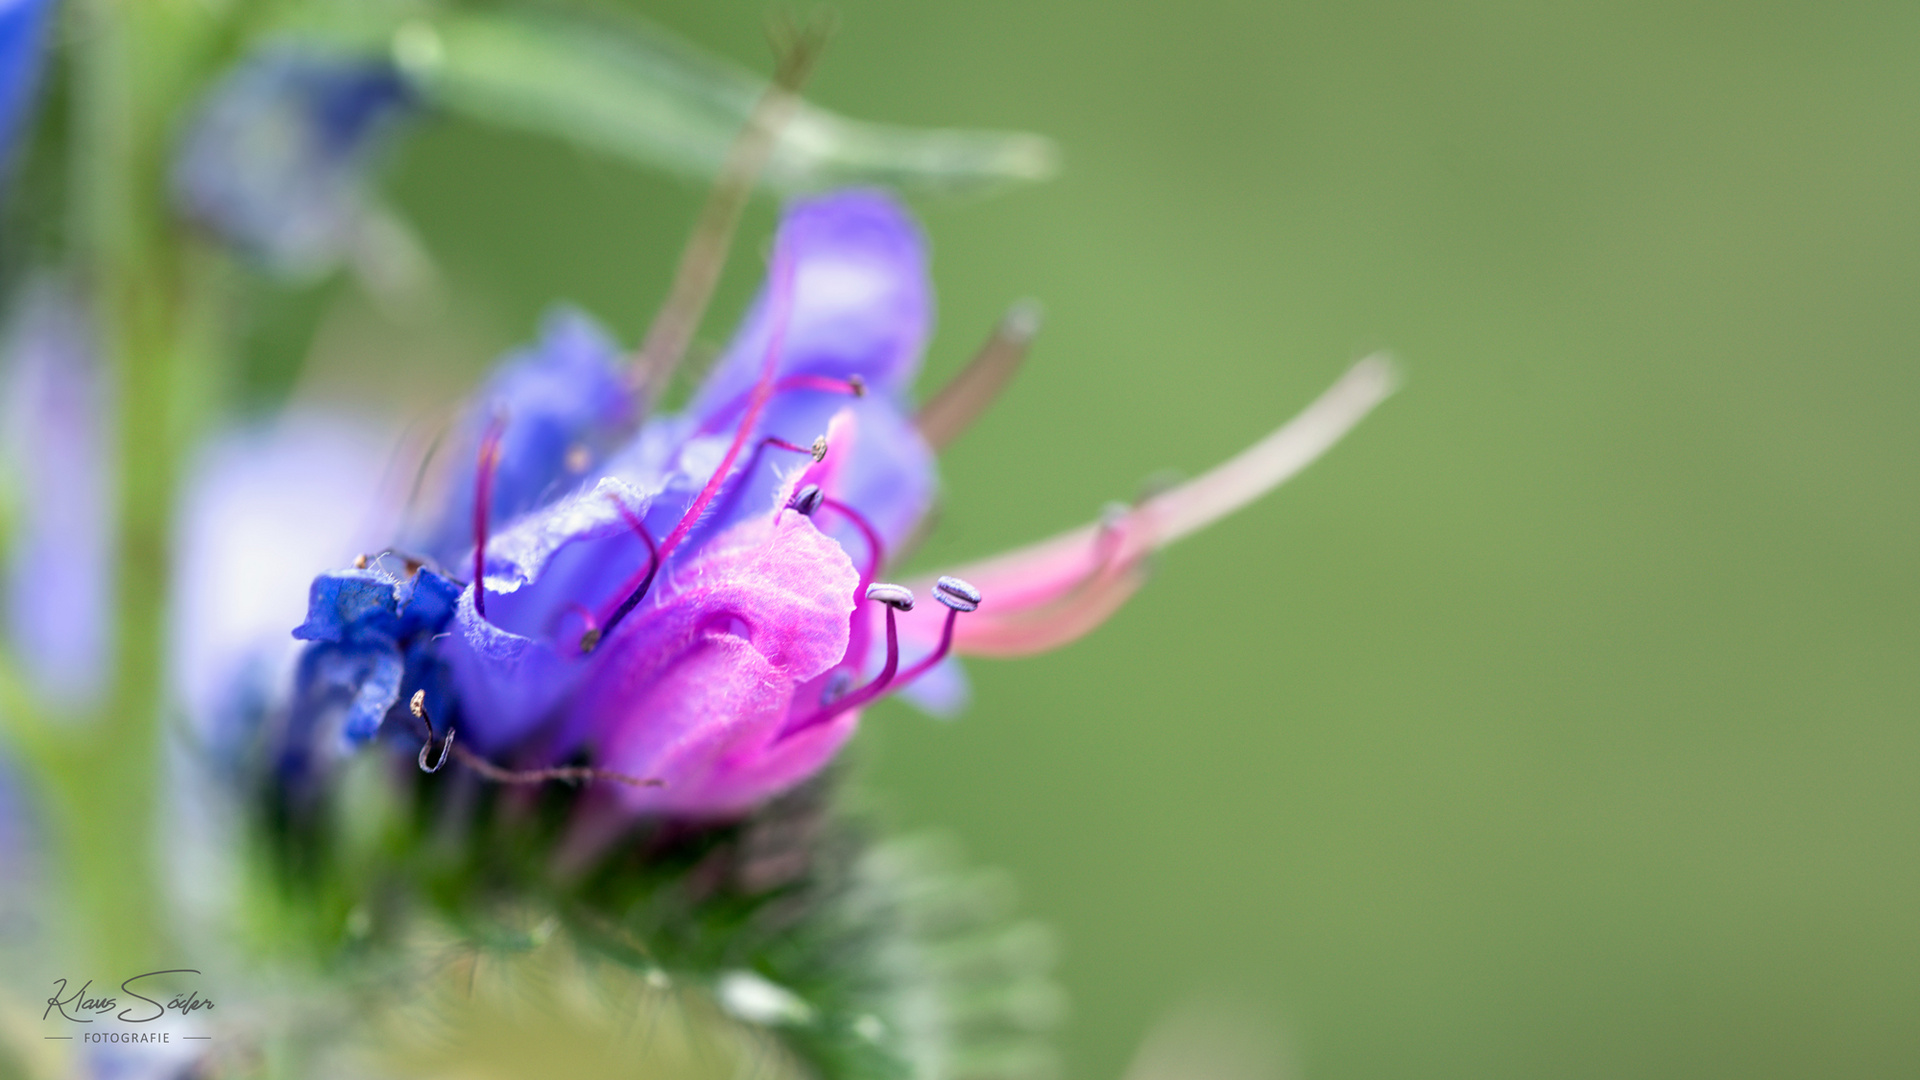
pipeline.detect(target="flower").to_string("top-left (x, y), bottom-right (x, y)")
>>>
top-left (281, 187), bottom-right (1395, 829)
top-left (170, 410), bottom-right (398, 775)
top-left (1, 280), bottom-right (111, 709)
top-left (171, 44), bottom-right (415, 275)
top-left (0, 0), bottom-right (55, 176)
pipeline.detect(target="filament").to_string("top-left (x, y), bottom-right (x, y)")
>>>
top-left (655, 247), bottom-right (797, 567)
top-left (470, 414), bottom-right (507, 619)
top-left (591, 492), bottom-right (663, 651)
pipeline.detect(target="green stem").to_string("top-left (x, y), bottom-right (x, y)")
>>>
top-left (22, 0), bottom-right (234, 974)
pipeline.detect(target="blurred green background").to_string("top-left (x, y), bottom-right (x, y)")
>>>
top-left (347, 2), bottom-right (1920, 1077)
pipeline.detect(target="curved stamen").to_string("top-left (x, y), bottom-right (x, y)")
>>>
top-left (707, 433), bottom-right (828, 535)
top-left (695, 373), bottom-right (866, 437)
top-left (819, 496), bottom-right (886, 587)
top-left (470, 414), bottom-right (508, 619)
top-left (782, 583), bottom-right (913, 736)
top-left (886, 577), bottom-right (981, 689)
top-left (410, 690), bottom-right (662, 789)
top-left (654, 248), bottom-right (798, 568)
top-left (590, 493), bottom-right (663, 652)
top-left (412, 689), bottom-right (454, 772)
top-left (789, 493), bottom-right (890, 712)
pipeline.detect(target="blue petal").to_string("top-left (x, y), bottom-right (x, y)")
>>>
top-left (342, 647), bottom-right (405, 744)
top-left (415, 308), bottom-right (637, 566)
top-left (439, 586), bottom-right (586, 754)
top-left (0, 0), bottom-right (54, 177)
top-left (396, 567), bottom-right (462, 637)
top-left (292, 569), bottom-right (401, 644)
top-left (171, 44), bottom-right (414, 273)
top-left (288, 640), bottom-right (405, 756)
top-left (688, 190), bottom-right (931, 423)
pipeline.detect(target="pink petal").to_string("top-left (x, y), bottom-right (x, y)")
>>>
top-left (898, 356), bottom-right (1397, 657)
top-left (572, 501), bottom-right (860, 816)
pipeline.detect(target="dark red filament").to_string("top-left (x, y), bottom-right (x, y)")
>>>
top-left (705, 435), bottom-right (823, 534)
top-left (695, 372), bottom-right (865, 437)
top-left (592, 494), bottom-right (662, 650)
top-left (471, 414), bottom-right (508, 619)
top-left (783, 601), bottom-right (905, 738)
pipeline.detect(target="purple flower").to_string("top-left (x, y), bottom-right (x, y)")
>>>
top-left (0, 0), bottom-right (55, 176)
top-left (171, 44), bottom-right (415, 274)
top-left (1, 281), bottom-right (111, 709)
top-left (285, 187), bottom-right (1395, 826)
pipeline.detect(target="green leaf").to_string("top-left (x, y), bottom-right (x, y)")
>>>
top-left (391, 7), bottom-right (1057, 194)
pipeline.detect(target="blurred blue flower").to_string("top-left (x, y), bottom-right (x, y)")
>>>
top-left (171, 44), bottom-right (415, 275)
top-left (0, 0), bottom-right (54, 176)
top-left (1, 280), bottom-right (110, 710)
top-left (170, 411), bottom-right (395, 773)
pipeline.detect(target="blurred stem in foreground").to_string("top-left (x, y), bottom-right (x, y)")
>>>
top-left (20, 0), bottom-right (230, 973)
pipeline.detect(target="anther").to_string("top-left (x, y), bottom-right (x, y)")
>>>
top-left (788, 484), bottom-right (825, 516)
top-left (865, 582), bottom-right (915, 611)
top-left (810, 434), bottom-right (828, 462)
top-left (934, 576), bottom-right (982, 613)
top-left (848, 373), bottom-right (867, 397)
top-left (820, 668), bottom-right (854, 706)
top-left (565, 443), bottom-right (592, 474)
top-left (412, 690), bottom-right (455, 773)
top-left (353, 553), bottom-right (369, 569)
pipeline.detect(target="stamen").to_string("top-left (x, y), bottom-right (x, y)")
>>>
top-left (707, 432), bottom-right (828, 535)
top-left (819, 668), bottom-right (855, 706)
top-left (564, 443), bottom-right (592, 474)
top-left (788, 484), bottom-right (825, 516)
top-left (782, 583), bottom-right (912, 736)
top-left (819, 496), bottom-right (886, 587)
top-left (471, 414), bottom-right (508, 620)
top-left (654, 246), bottom-right (799, 567)
top-left (783, 578), bottom-right (980, 738)
top-left (884, 577), bottom-right (982, 690)
top-left (361, 547), bottom-right (434, 579)
top-left (695, 373), bottom-right (867, 437)
top-left (353, 553), bottom-right (369, 569)
top-left (590, 493), bottom-right (662, 652)
top-left (865, 582), bottom-right (915, 610)
top-left (552, 601), bottom-right (601, 642)
top-left (411, 689), bottom-right (662, 789)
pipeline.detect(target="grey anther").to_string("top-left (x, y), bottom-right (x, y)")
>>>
top-left (787, 484), bottom-right (825, 515)
top-left (934, 576), bottom-right (982, 612)
top-left (809, 435), bottom-right (828, 462)
top-left (865, 582), bottom-right (916, 611)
